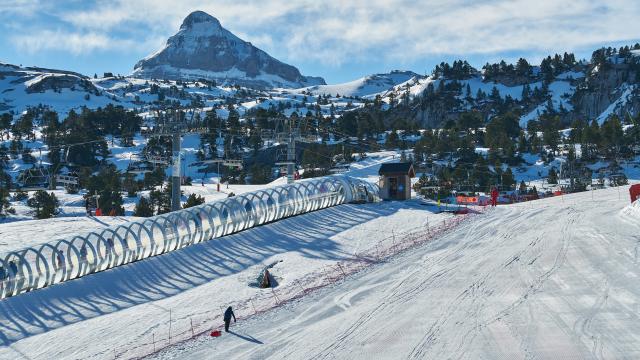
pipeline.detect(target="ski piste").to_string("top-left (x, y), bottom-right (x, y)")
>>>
top-left (151, 185), bottom-right (640, 359)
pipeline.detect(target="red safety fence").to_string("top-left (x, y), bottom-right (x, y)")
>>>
top-left (112, 208), bottom-right (485, 359)
top-left (630, 184), bottom-right (640, 203)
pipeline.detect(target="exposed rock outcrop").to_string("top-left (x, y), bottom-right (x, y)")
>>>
top-left (133, 11), bottom-right (325, 89)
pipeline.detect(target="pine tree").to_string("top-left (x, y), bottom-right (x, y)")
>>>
top-left (14, 188), bottom-right (28, 201)
top-left (385, 131), bottom-right (400, 149)
top-left (0, 187), bottom-right (15, 217)
top-left (519, 180), bottom-right (527, 193)
top-left (548, 168), bottom-right (558, 184)
top-left (489, 86), bottom-right (501, 103)
top-left (532, 185), bottom-right (539, 198)
top-left (27, 190), bottom-right (59, 219)
top-left (516, 58), bottom-right (531, 77)
top-left (0, 113), bottom-right (12, 139)
top-left (144, 167), bottom-right (165, 189)
top-left (98, 190), bottom-right (124, 216)
top-left (123, 173), bottom-right (139, 197)
top-left (540, 57), bottom-right (555, 82)
top-left (250, 164), bottom-right (271, 184)
top-left (502, 168), bottom-right (515, 189)
top-left (521, 84), bottom-right (530, 103)
top-left (183, 193), bottom-right (205, 209)
top-left (134, 196), bottom-right (154, 217)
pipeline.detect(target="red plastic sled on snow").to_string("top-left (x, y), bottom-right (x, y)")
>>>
top-left (210, 330), bottom-right (222, 337)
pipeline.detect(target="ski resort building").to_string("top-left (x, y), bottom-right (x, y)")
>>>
top-left (378, 162), bottom-right (415, 200)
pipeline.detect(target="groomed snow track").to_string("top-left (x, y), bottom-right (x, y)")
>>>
top-left (152, 185), bottom-right (640, 360)
top-left (0, 175), bottom-right (379, 299)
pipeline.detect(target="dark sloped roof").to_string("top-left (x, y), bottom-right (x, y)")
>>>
top-left (378, 162), bottom-right (415, 176)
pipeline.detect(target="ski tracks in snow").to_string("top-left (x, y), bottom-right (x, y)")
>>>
top-left (409, 204), bottom-right (580, 359)
top-left (407, 208), bottom-right (534, 359)
top-left (152, 187), bottom-right (640, 360)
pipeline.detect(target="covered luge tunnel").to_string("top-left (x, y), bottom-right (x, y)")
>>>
top-left (0, 176), bottom-right (379, 299)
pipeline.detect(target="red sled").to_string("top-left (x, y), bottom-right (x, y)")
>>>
top-left (210, 330), bottom-right (222, 337)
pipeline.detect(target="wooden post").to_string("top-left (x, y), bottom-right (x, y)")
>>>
top-left (337, 263), bottom-right (346, 277)
top-left (323, 267), bottom-right (330, 280)
top-left (190, 317), bottom-right (195, 338)
top-left (392, 229), bottom-right (397, 252)
top-left (168, 309), bottom-right (172, 345)
top-left (152, 333), bottom-right (155, 353)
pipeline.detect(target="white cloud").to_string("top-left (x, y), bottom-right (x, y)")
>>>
top-left (10, 30), bottom-right (137, 55)
top-left (0, 0), bottom-right (48, 16)
top-left (11, 0), bottom-right (640, 66)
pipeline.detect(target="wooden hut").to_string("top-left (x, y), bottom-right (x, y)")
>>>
top-left (378, 162), bottom-right (415, 200)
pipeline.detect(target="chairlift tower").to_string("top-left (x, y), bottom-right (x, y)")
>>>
top-left (151, 109), bottom-right (207, 211)
top-left (262, 116), bottom-right (315, 184)
top-left (279, 131), bottom-right (297, 184)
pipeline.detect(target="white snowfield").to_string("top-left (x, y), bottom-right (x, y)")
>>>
top-left (154, 185), bottom-right (640, 359)
top-left (296, 71), bottom-right (419, 98)
top-left (0, 196), bottom-right (453, 359)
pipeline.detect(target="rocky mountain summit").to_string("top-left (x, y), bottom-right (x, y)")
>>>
top-left (133, 11), bottom-right (325, 89)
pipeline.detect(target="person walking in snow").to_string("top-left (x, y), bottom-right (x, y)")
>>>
top-left (490, 187), bottom-right (499, 207)
top-left (224, 306), bottom-right (236, 332)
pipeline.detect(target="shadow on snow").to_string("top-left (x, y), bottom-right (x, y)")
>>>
top-left (0, 201), bottom-right (422, 346)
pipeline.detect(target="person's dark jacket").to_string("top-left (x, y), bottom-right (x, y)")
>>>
top-left (224, 307), bottom-right (236, 322)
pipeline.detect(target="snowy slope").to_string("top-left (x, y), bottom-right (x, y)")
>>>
top-left (154, 185), bottom-right (640, 359)
top-left (0, 62), bottom-right (365, 121)
top-left (596, 84), bottom-right (637, 124)
top-left (0, 151), bottom-right (418, 359)
top-left (0, 65), bottom-right (125, 118)
top-left (297, 71), bottom-right (419, 98)
top-left (0, 200), bottom-right (454, 360)
top-left (389, 74), bottom-right (544, 103)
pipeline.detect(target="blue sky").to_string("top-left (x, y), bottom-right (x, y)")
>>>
top-left (1, 0), bottom-right (639, 84)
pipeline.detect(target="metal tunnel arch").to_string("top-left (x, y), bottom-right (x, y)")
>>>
top-left (0, 175), bottom-right (379, 299)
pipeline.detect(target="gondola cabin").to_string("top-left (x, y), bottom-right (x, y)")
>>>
top-left (378, 162), bottom-right (415, 200)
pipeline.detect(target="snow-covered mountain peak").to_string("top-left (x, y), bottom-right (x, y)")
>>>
top-left (132, 11), bottom-right (325, 89)
top-left (178, 11), bottom-right (228, 41)
top-left (181, 10), bottom-right (222, 29)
